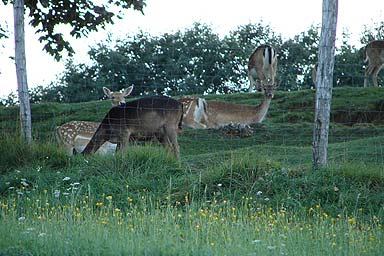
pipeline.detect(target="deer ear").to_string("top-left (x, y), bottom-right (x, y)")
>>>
top-left (123, 86), bottom-right (134, 97)
top-left (103, 87), bottom-right (111, 97)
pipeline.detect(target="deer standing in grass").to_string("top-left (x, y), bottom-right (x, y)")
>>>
top-left (81, 96), bottom-right (183, 159)
top-left (248, 45), bottom-right (278, 92)
top-left (363, 40), bottom-right (384, 87)
top-left (55, 86), bottom-right (134, 155)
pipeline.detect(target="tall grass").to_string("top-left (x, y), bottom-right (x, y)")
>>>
top-left (1, 189), bottom-right (382, 255)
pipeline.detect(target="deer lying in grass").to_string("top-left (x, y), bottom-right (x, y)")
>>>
top-left (178, 96), bottom-right (208, 129)
top-left (248, 45), bottom-right (278, 92)
top-left (81, 96), bottom-right (183, 159)
top-left (204, 85), bottom-right (275, 129)
top-left (363, 40), bottom-right (384, 87)
top-left (55, 86), bottom-right (133, 155)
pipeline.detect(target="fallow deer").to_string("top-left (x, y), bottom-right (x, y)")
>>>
top-left (55, 86), bottom-right (134, 155)
top-left (204, 85), bottom-right (276, 129)
top-left (81, 96), bottom-right (184, 159)
top-left (103, 86), bottom-right (134, 106)
top-left (248, 45), bottom-right (278, 92)
top-left (363, 40), bottom-right (384, 87)
top-left (178, 96), bottom-right (208, 129)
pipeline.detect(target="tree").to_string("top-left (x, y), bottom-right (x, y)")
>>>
top-left (312, 0), bottom-right (338, 168)
top-left (13, 0), bottom-right (31, 143)
top-left (2, 0), bottom-right (145, 143)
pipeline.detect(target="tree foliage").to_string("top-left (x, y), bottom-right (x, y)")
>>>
top-left (2, 21), bottom-right (380, 105)
top-left (1, 0), bottom-right (145, 60)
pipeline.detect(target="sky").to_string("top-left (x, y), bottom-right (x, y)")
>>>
top-left (0, 0), bottom-right (383, 97)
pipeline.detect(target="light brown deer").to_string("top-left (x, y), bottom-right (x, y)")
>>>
top-left (55, 86), bottom-right (133, 155)
top-left (178, 96), bottom-right (208, 129)
top-left (82, 96), bottom-right (183, 159)
top-left (248, 45), bottom-right (278, 92)
top-left (363, 40), bottom-right (384, 87)
top-left (204, 85), bottom-right (276, 129)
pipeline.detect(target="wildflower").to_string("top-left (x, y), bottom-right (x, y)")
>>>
top-left (217, 183), bottom-right (222, 187)
top-left (18, 216), bottom-right (26, 221)
top-left (256, 191), bottom-right (263, 196)
top-left (21, 180), bottom-right (29, 187)
top-left (96, 202), bottom-right (103, 206)
top-left (347, 217), bottom-right (355, 223)
top-left (63, 177), bottom-right (71, 181)
top-left (53, 190), bottom-right (60, 198)
top-left (114, 208), bottom-right (121, 212)
top-left (106, 195), bottom-right (112, 201)
top-left (101, 220), bottom-right (108, 225)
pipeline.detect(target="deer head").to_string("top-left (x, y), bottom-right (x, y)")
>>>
top-left (103, 86), bottom-right (134, 106)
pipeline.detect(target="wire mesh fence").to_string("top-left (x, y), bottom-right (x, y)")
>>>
top-left (0, 61), bottom-right (383, 167)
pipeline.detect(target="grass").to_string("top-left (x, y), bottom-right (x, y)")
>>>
top-left (1, 185), bottom-right (382, 255)
top-left (0, 87), bottom-right (384, 255)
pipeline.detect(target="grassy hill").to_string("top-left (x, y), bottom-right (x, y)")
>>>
top-left (1, 86), bottom-right (384, 166)
top-left (1, 87), bottom-right (383, 255)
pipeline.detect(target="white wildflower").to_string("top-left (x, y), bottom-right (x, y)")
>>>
top-left (63, 177), bottom-right (71, 181)
top-left (256, 191), bottom-right (263, 196)
top-left (18, 216), bottom-right (26, 221)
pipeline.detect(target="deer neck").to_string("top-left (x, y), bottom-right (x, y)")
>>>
top-left (252, 96), bottom-right (272, 123)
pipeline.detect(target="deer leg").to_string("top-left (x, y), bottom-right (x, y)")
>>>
top-left (248, 74), bottom-right (256, 93)
top-left (162, 128), bottom-right (180, 160)
top-left (371, 65), bottom-right (383, 87)
top-left (117, 129), bottom-right (131, 151)
top-left (364, 64), bottom-right (374, 87)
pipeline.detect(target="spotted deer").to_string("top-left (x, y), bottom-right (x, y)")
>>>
top-left (248, 45), bottom-right (278, 92)
top-left (55, 86), bottom-right (134, 155)
top-left (204, 85), bottom-right (276, 129)
top-left (363, 40), bottom-right (384, 87)
top-left (81, 96), bottom-right (184, 159)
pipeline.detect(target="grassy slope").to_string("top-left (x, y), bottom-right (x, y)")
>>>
top-left (0, 88), bottom-right (384, 254)
top-left (0, 86), bottom-right (383, 210)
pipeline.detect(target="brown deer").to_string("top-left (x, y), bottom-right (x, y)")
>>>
top-left (248, 45), bottom-right (278, 92)
top-left (363, 40), bottom-right (384, 87)
top-left (81, 96), bottom-right (183, 159)
top-left (55, 86), bottom-right (133, 155)
top-left (204, 85), bottom-right (276, 129)
top-left (178, 96), bottom-right (208, 129)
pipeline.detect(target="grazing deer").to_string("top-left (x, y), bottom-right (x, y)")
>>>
top-left (204, 85), bottom-right (276, 129)
top-left (178, 96), bottom-right (208, 129)
top-left (248, 45), bottom-right (278, 92)
top-left (363, 40), bottom-right (384, 87)
top-left (81, 96), bottom-right (184, 159)
top-left (55, 86), bottom-right (134, 155)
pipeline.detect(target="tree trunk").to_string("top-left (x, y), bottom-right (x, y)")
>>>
top-left (14, 0), bottom-right (32, 143)
top-left (312, 0), bottom-right (338, 168)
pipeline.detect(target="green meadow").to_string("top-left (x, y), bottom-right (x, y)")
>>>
top-left (0, 87), bottom-right (383, 255)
